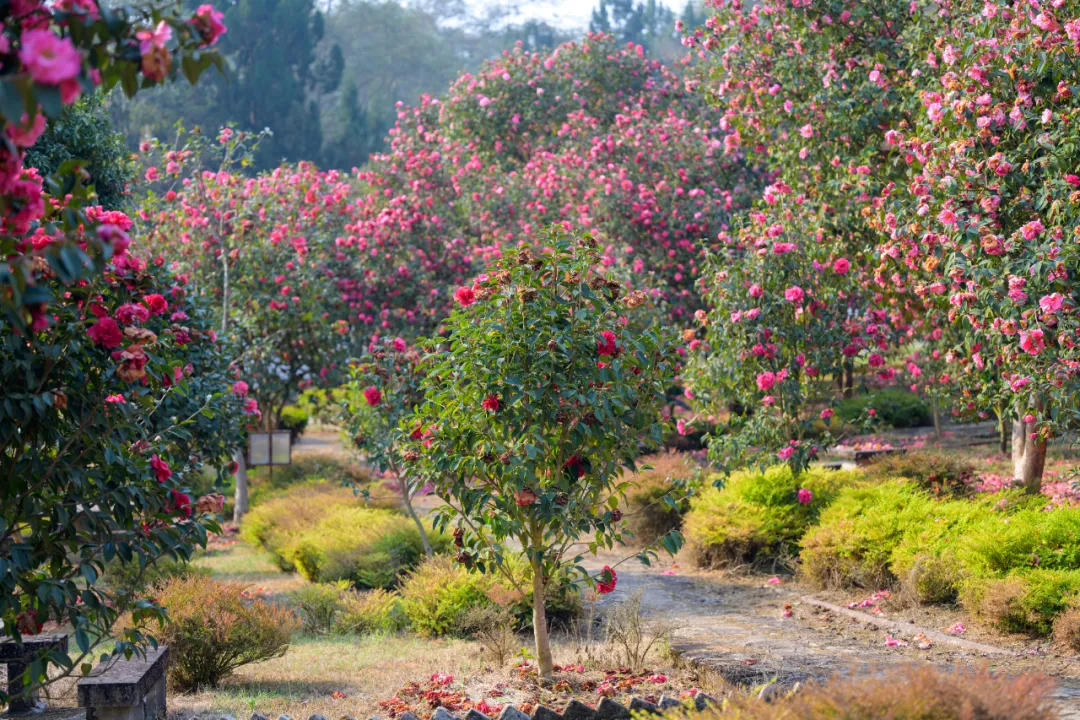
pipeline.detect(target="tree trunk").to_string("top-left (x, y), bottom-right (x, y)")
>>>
top-left (996, 408), bottom-right (1009, 456)
top-left (401, 486), bottom-right (433, 557)
top-left (843, 363), bottom-right (854, 399)
top-left (1012, 414), bottom-right (1047, 494)
top-left (233, 449), bottom-right (249, 523)
top-left (930, 397), bottom-right (942, 442)
top-left (531, 559), bottom-right (553, 678)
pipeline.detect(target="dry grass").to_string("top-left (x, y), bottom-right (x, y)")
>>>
top-left (1053, 605), bottom-right (1080, 653)
top-left (697, 664), bottom-right (1056, 719)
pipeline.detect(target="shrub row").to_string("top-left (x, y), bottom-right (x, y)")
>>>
top-left (242, 482), bottom-right (448, 588)
top-left (685, 465), bottom-right (864, 569)
top-left (289, 556), bottom-right (581, 638)
top-left (683, 454), bottom-right (1080, 638)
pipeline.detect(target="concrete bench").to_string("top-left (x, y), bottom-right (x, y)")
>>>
top-left (77, 647), bottom-right (169, 720)
top-left (0, 634), bottom-right (69, 714)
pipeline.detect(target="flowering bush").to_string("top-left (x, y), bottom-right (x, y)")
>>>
top-left (411, 231), bottom-right (680, 677)
top-left (343, 33), bottom-right (757, 336)
top-left (0, 0), bottom-right (232, 701)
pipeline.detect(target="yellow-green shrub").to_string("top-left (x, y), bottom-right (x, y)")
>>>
top-left (398, 556), bottom-right (495, 637)
top-left (800, 480), bottom-right (934, 589)
top-left (684, 465), bottom-right (864, 568)
top-left (243, 483), bottom-right (449, 587)
top-left (335, 589), bottom-right (406, 635)
top-left (962, 569), bottom-right (1080, 635)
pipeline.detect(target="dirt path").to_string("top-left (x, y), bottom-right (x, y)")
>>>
top-left (580, 552), bottom-right (1080, 716)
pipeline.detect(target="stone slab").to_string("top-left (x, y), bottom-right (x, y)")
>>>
top-left (77, 647), bottom-right (169, 709)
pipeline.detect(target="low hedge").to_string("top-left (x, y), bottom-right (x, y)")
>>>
top-left (836, 388), bottom-right (931, 428)
top-left (800, 478), bottom-right (1080, 633)
top-left (242, 483), bottom-right (448, 588)
top-left (684, 465), bottom-right (864, 568)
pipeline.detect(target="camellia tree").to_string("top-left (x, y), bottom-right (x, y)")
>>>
top-left (680, 0), bottom-right (949, 471)
top-left (0, 0), bottom-right (235, 703)
top-left (872, 0), bottom-right (1080, 490)
top-left (410, 231), bottom-right (681, 678)
top-left (131, 127), bottom-right (357, 517)
top-left (341, 334), bottom-right (435, 556)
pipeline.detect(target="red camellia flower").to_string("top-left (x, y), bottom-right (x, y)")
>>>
top-left (482, 394), bottom-right (500, 412)
top-left (168, 489), bottom-right (193, 518)
top-left (143, 293), bottom-right (169, 316)
top-left (514, 488), bottom-right (538, 507)
top-left (150, 454), bottom-right (172, 483)
top-left (454, 286), bottom-right (476, 307)
top-left (364, 385), bottom-right (382, 406)
top-left (87, 317), bottom-right (123, 348)
top-left (232, 380), bottom-right (249, 396)
top-left (596, 565), bottom-right (617, 594)
top-left (596, 330), bottom-right (618, 357)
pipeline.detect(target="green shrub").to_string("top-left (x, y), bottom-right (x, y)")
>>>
top-left (335, 589), bottom-right (407, 635)
top-left (864, 450), bottom-right (977, 498)
top-left (800, 480), bottom-right (934, 589)
top-left (143, 576), bottom-right (297, 690)
top-left (963, 569), bottom-right (1080, 635)
top-left (399, 556), bottom-right (494, 637)
top-left (622, 452), bottom-right (695, 545)
top-left (278, 405), bottom-right (310, 442)
top-left (955, 505), bottom-right (1080, 578)
top-left (685, 465), bottom-right (864, 568)
top-left (290, 582), bottom-right (350, 634)
top-left (836, 388), bottom-right (931, 428)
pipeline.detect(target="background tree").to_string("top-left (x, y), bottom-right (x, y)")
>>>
top-left (25, 95), bottom-right (133, 211)
top-left (414, 233), bottom-right (681, 678)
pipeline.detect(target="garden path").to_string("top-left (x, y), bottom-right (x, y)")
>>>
top-left (581, 552), bottom-right (1080, 717)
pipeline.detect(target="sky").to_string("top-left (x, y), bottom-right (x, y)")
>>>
top-left (470, 0), bottom-right (676, 31)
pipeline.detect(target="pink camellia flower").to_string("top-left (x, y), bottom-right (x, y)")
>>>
top-left (87, 317), bottom-right (123, 348)
top-left (1021, 219), bottom-right (1044, 240)
top-left (18, 29), bottom-right (82, 86)
top-left (749, 283), bottom-right (764, 298)
top-left (7, 111), bottom-right (47, 148)
top-left (1023, 413), bottom-right (1035, 424)
top-left (946, 623), bottom-right (966, 635)
top-left (937, 208), bottom-right (958, 226)
top-left (104, 393), bottom-right (126, 404)
top-left (784, 285), bottom-right (805, 303)
top-left (756, 371), bottom-right (777, 391)
top-left (431, 673), bottom-right (453, 687)
top-left (820, 408), bottom-right (834, 420)
top-left (797, 488), bottom-right (813, 505)
top-left (767, 576), bottom-right (782, 585)
top-left (1039, 293), bottom-right (1064, 314)
top-left (392, 337), bottom-right (407, 352)
top-left (232, 380), bottom-right (249, 397)
top-left (776, 446), bottom-right (795, 461)
top-left (363, 386), bottom-right (382, 406)
top-left (137, 20), bottom-right (172, 54)
top-left (243, 398), bottom-right (260, 416)
top-left (676, 418), bottom-right (688, 435)
top-left (1019, 328), bottom-right (1045, 356)
top-left (190, 4), bottom-right (227, 46)
top-left (482, 394), bottom-right (499, 412)
top-left (832, 257), bottom-right (851, 274)
top-left (150, 455), bottom-right (172, 483)
top-left (454, 285), bottom-right (475, 307)
top-left (114, 303), bottom-right (150, 325)
top-left (648, 674), bottom-right (668, 683)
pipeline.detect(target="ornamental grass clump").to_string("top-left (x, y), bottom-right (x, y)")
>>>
top-left (142, 575), bottom-right (297, 691)
top-left (410, 232), bottom-right (681, 677)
